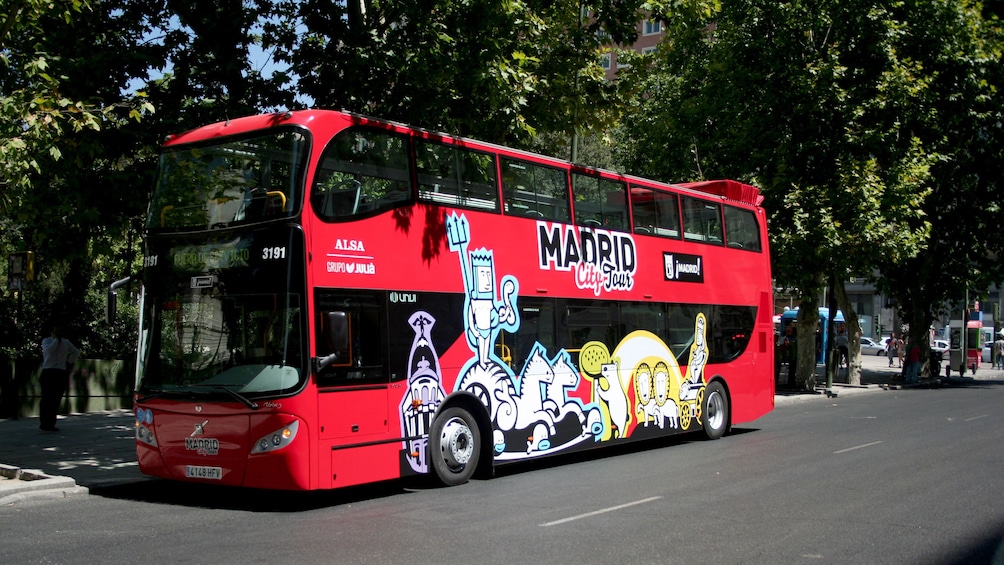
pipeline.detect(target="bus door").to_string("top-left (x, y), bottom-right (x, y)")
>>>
top-left (314, 291), bottom-right (395, 486)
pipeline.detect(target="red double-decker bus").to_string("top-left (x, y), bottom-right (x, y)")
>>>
top-left (123, 109), bottom-right (774, 490)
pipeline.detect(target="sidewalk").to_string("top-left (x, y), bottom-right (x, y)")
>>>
top-left (2, 355), bottom-right (1001, 505)
top-left (775, 351), bottom-right (1004, 403)
top-left (0, 409), bottom-right (148, 506)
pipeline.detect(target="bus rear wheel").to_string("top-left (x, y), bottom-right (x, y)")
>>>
top-left (702, 381), bottom-right (729, 440)
top-left (430, 406), bottom-right (481, 486)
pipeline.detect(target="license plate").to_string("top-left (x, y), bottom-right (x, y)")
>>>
top-left (185, 465), bottom-right (223, 480)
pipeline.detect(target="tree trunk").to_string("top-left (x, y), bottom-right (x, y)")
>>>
top-left (902, 299), bottom-right (934, 379)
top-left (796, 297), bottom-right (818, 391)
top-left (835, 281), bottom-right (862, 385)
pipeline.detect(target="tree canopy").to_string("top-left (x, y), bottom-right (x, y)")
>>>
top-left (1, 0), bottom-right (1002, 389)
top-left (616, 0), bottom-right (1004, 386)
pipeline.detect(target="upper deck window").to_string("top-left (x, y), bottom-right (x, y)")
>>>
top-left (682, 196), bottom-right (723, 245)
top-left (416, 140), bottom-right (499, 211)
top-left (630, 186), bottom-right (680, 238)
top-left (724, 205), bottom-right (762, 251)
top-left (572, 173), bottom-right (628, 230)
top-left (502, 157), bottom-right (571, 222)
top-left (312, 128), bottom-right (411, 220)
top-left (149, 130), bottom-right (307, 230)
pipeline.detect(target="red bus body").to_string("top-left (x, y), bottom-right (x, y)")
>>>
top-left (133, 110), bottom-right (774, 490)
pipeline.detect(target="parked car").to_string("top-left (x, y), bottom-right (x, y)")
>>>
top-left (932, 339), bottom-right (949, 356)
top-left (860, 337), bottom-right (885, 356)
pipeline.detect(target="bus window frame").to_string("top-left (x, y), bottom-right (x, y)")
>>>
top-left (314, 289), bottom-right (391, 387)
top-left (681, 196), bottom-right (724, 245)
top-left (571, 171), bottom-right (629, 231)
top-left (629, 184), bottom-right (682, 239)
top-left (312, 126), bottom-right (413, 222)
top-left (501, 156), bottom-right (572, 223)
top-left (149, 127), bottom-right (310, 232)
top-left (723, 204), bottom-right (762, 252)
top-left (415, 138), bottom-right (501, 213)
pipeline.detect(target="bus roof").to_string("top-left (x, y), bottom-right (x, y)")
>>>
top-left (677, 180), bottom-right (764, 207)
top-left (162, 109), bottom-right (765, 208)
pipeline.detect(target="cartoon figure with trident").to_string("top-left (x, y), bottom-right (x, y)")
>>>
top-left (446, 212), bottom-right (519, 369)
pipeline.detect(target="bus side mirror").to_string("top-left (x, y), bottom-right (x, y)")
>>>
top-left (106, 276), bottom-right (133, 324)
top-left (314, 311), bottom-right (350, 372)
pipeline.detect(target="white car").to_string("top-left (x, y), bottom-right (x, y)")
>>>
top-left (860, 337), bottom-right (885, 356)
top-left (931, 339), bottom-right (949, 361)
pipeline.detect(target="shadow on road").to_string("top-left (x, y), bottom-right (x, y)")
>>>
top-left (90, 427), bottom-right (763, 511)
top-left (89, 475), bottom-right (427, 512)
top-left (939, 518), bottom-right (1004, 565)
top-left (490, 427), bottom-right (758, 480)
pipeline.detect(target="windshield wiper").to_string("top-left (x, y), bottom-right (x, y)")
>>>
top-left (200, 384), bottom-right (259, 410)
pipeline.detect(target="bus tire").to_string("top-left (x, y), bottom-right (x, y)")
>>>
top-left (430, 406), bottom-right (481, 486)
top-left (702, 381), bottom-right (729, 440)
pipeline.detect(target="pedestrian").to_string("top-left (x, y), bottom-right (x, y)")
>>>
top-left (38, 322), bottom-right (79, 432)
top-left (995, 333), bottom-right (1004, 370)
top-left (783, 326), bottom-right (797, 385)
top-left (904, 338), bottom-right (921, 383)
top-left (887, 333), bottom-right (896, 367)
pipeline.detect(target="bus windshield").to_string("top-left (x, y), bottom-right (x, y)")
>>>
top-left (137, 229), bottom-right (307, 399)
top-left (148, 130), bottom-right (308, 230)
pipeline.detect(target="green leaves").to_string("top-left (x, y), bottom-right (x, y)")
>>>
top-left (1, 0), bottom-right (1000, 361)
top-left (617, 0), bottom-right (1004, 339)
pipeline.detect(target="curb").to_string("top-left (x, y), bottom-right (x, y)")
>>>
top-left (774, 382), bottom-right (886, 403)
top-left (0, 463), bottom-right (89, 506)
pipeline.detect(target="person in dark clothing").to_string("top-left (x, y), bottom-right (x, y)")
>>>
top-left (904, 338), bottom-right (921, 383)
top-left (38, 323), bottom-right (79, 432)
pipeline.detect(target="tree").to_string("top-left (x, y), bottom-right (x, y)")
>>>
top-left (1, 0), bottom-right (157, 358)
top-left (873, 1), bottom-right (1004, 375)
top-left (270, 0), bottom-right (550, 143)
top-left (2, 1), bottom-right (104, 207)
top-left (616, 0), bottom-right (1004, 388)
top-left (268, 0), bottom-right (717, 149)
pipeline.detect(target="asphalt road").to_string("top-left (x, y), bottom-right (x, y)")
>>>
top-left (2, 379), bottom-right (1003, 564)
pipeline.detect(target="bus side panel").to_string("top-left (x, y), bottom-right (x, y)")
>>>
top-left (330, 443), bottom-right (402, 488)
top-left (306, 206), bottom-right (775, 473)
top-left (729, 292), bottom-right (776, 425)
top-left (725, 359), bottom-right (775, 425)
top-left (137, 440), bottom-right (173, 479)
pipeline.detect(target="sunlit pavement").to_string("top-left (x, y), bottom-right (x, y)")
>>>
top-left (773, 350), bottom-right (1001, 403)
top-left (0, 409), bottom-right (146, 505)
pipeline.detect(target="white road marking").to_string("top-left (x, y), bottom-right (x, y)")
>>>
top-left (834, 441), bottom-right (883, 454)
top-left (540, 496), bottom-right (663, 527)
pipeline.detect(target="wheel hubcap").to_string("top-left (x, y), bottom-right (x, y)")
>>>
top-left (440, 417), bottom-right (474, 469)
top-left (707, 391), bottom-right (725, 430)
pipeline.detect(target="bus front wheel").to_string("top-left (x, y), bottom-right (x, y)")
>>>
top-left (430, 406), bottom-right (481, 486)
top-left (702, 381), bottom-right (729, 440)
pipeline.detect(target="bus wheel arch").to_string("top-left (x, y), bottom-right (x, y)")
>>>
top-left (429, 393), bottom-right (493, 486)
top-left (702, 378), bottom-right (731, 440)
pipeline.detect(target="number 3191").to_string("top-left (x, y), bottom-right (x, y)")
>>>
top-left (262, 246), bottom-right (286, 260)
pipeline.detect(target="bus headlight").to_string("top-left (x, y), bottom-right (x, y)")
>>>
top-left (251, 420), bottom-right (299, 454)
top-left (135, 408), bottom-right (157, 446)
